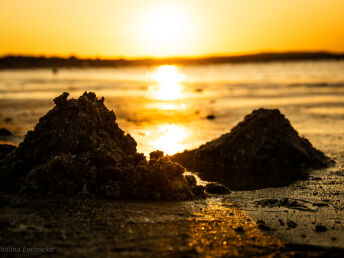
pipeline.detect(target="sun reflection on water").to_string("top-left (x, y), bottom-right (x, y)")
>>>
top-left (148, 65), bottom-right (184, 100)
top-left (156, 103), bottom-right (186, 110)
top-left (150, 124), bottom-right (187, 155)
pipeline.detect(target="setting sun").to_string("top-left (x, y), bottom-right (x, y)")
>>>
top-left (1, 0), bottom-right (344, 57)
top-left (138, 4), bottom-right (193, 56)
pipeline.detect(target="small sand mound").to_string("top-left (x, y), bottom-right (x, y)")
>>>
top-left (172, 108), bottom-right (333, 190)
top-left (0, 92), bottom-right (204, 200)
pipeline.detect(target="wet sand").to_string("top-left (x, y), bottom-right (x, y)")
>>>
top-left (1, 62), bottom-right (344, 255)
top-left (231, 167), bottom-right (344, 248)
top-left (2, 193), bottom-right (343, 257)
top-left (1, 101), bottom-right (343, 255)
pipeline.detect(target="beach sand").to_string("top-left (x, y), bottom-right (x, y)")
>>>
top-left (1, 62), bottom-right (344, 255)
top-left (2, 193), bottom-right (343, 257)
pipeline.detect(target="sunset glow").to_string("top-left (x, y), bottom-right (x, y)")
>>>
top-left (1, 0), bottom-right (344, 58)
top-left (138, 4), bottom-right (192, 56)
top-left (1, 0), bottom-right (344, 255)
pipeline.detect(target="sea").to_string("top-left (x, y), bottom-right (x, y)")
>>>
top-left (0, 60), bottom-right (343, 157)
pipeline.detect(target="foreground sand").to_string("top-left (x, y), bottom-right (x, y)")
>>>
top-left (1, 193), bottom-right (343, 257)
top-left (1, 97), bottom-right (344, 256)
top-left (1, 63), bottom-right (344, 255)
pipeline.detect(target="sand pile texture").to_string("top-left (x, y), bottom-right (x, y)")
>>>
top-left (0, 144), bottom-right (16, 161)
top-left (0, 92), bottom-right (203, 200)
top-left (172, 109), bottom-right (333, 190)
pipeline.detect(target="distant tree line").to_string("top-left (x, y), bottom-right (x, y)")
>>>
top-left (0, 52), bottom-right (343, 69)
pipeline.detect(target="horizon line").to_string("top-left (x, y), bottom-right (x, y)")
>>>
top-left (1, 51), bottom-right (344, 69)
top-left (2, 50), bottom-right (344, 60)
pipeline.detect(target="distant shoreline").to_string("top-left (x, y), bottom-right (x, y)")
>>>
top-left (1, 52), bottom-right (344, 69)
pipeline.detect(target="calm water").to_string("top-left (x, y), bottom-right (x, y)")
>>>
top-left (0, 60), bottom-right (344, 156)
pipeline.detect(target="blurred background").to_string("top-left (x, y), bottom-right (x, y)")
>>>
top-left (0, 0), bottom-right (344, 156)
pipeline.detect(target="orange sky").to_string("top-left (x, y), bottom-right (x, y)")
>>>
top-left (1, 0), bottom-right (344, 58)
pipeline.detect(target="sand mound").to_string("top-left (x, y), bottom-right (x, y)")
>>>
top-left (0, 92), bottom-right (204, 200)
top-left (0, 144), bottom-right (16, 161)
top-left (172, 109), bottom-right (333, 190)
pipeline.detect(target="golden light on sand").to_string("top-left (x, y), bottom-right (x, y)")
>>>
top-left (148, 65), bottom-right (184, 101)
top-left (150, 124), bottom-right (187, 155)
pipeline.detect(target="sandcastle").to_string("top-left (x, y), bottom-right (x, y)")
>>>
top-left (172, 109), bottom-right (332, 190)
top-left (0, 92), bottom-right (204, 200)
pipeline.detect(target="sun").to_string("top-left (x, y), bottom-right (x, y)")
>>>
top-left (145, 6), bottom-right (184, 44)
top-left (139, 4), bottom-right (192, 56)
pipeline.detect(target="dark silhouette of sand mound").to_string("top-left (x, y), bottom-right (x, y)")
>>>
top-left (0, 92), bottom-right (204, 200)
top-left (171, 109), bottom-right (333, 190)
top-left (0, 144), bottom-right (16, 161)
